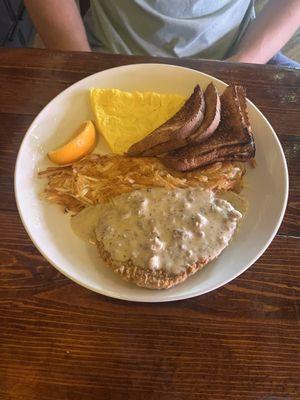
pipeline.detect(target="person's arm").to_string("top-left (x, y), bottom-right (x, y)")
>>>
top-left (228, 0), bottom-right (300, 63)
top-left (25, 0), bottom-right (91, 51)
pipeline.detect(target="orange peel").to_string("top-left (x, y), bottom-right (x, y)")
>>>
top-left (48, 120), bottom-right (96, 165)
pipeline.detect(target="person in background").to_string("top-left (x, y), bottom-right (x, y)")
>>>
top-left (24, 0), bottom-right (300, 67)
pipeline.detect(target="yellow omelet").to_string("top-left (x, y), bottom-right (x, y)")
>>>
top-left (90, 88), bottom-right (186, 154)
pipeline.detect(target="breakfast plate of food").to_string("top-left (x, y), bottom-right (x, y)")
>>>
top-left (14, 63), bottom-right (288, 302)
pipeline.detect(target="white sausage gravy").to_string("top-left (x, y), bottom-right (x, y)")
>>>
top-left (71, 187), bottom-right (243, 275)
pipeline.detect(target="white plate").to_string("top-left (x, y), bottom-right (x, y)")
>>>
top-left (14, 64), bottom-right (288, 302)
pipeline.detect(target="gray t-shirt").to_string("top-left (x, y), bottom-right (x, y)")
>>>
top-left (85, 0), bottom-right (255, 60)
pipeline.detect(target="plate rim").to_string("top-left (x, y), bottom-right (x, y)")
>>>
top-left (14, 63), bottom-right (289, 302)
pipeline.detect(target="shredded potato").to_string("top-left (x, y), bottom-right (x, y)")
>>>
top-left (38, 154), bottom-right (244, 213)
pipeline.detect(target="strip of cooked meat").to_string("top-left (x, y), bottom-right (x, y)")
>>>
top-left (127, 85), bottom-right (205, 156)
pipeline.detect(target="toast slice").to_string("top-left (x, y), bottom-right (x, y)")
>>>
top-left (163, 84), bottom-right (255, 171)
top-left (140, 82), bottom-right (221, 156)
top-left (187, 82), bottom-right (221, 145)
top-left (127, 85), bottom-right (205, 156)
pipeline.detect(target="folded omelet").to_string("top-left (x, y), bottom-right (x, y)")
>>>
top-left (90, 88), bottom-right (186, 154)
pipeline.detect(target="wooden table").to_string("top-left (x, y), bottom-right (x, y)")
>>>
top-left (0, 48), bottom-right (299, 400)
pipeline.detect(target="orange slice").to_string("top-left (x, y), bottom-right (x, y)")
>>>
top-left (48, 120), bottom-right (96, 165)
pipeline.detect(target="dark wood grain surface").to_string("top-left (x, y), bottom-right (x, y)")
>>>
top-left (0, 48), bottom-right (299, 400)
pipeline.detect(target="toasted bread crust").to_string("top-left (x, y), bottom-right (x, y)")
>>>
top-left (141, 83), bottom-right (221, 156)
top-left (188, 82), bottom-right (221, 144)
top-left (163, 142), bottom-right (255, 172)
top-left (96, 240), bottom-right (210, 289)
top-left (140, 137), bottom-right (187, 156)
top-left (163, 84), bottom-right (255, 171)
top-left (127, 85), bottom-right (205, 156)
